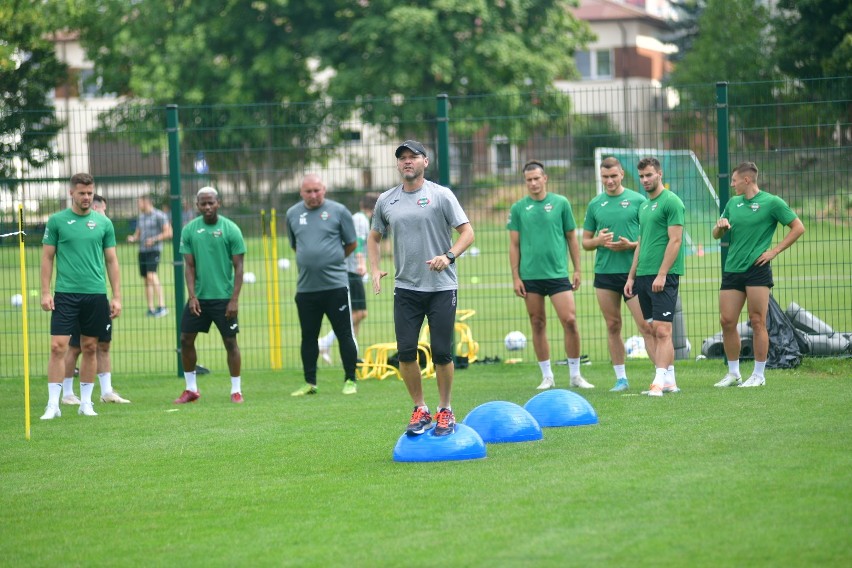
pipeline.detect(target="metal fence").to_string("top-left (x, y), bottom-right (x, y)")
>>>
top-left (2, 77), bottom-right (850, 378)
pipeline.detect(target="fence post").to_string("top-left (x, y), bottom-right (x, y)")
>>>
top-left (166, 104), bottom-right (186, 376)
top-left (716, 82), bottom-right (730, 270)
top-left (436, 94), bottom-right (450, 187)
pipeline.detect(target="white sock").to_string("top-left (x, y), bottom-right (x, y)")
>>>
top-left (728, 359), bottom-right (741, 376)
top-left (98, 372), bottom-right (113, 395)
top-left (753, 361), bottom-right (767, 378)
top-left (62, 377), bottom-right (75, 397)
top-left (48, 383), bottom-right (62, 406)
top-left (231, 376), bottom-right (241, 394)
top-left (667, 365), bottom-right (676, 385)
top-left (567, 358), bottom-right (581, 377)
top-left (80, 382), bottom-right (95, 404)
top-left (613, 364), bottom-right (626, 380)
top-left (653, 368), bottom-right (667, 387)
top-left (538, 360), bottom-right (553, 379)
top-left (319, 331), bottom-right (336, 350)
top-left (185, 371), bottom-right (198, 393)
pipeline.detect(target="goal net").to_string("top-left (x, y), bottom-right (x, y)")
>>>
top-left (594, 148), bottom-right (721, 256)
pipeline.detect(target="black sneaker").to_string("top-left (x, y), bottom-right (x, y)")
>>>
top-left (433, 408), bottom-right (456, 437)
top-left (405, 406), bottom-right (433, 436)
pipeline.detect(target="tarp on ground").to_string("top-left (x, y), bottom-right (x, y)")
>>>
top-left (765, 294), bottom-right (809, 369)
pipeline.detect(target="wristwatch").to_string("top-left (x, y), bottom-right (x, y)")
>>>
top-left (445, 251), bottom-right (456, 264)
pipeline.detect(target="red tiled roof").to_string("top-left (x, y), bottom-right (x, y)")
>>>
top-left (571, 0), bottom-right (668, 27)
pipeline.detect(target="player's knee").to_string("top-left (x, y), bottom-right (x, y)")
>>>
top-left (431, 349), bottom-right (454, 366)
top-left (397, 348), bottom-right (419, 363)
top-left (605, 318), bottom-right (622, 335)
top-left (528, 314), bottom-right (547, 332)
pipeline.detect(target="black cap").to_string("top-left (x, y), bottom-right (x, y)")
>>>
top-left (395, 140), bottom-right (428, 158)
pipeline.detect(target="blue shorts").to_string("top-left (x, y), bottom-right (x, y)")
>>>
top-left (594, 273), bottom-right (632, 301)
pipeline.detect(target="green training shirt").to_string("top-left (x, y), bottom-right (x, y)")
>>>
top-left (637, 189), bottom-right (686, 277)
top-left (42, 208), bottom-right (116, 294)
top-left (180, 215), bottom-right (247, 300)
top-left (720, 191), bottom-right (798, 273)
top-left (583, 188), bottom-right (646, 274)
top-left (507, 193), bottom-right (577, 280)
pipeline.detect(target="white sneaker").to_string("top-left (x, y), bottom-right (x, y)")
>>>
top-left (101, 391), bottom-right (131, 403)
top-left (61, 394), bottom-right (81, 405)
top-left (318, 341), bottom-right (332, 365)
top-left (642, 384), bottom-right (664, 397)
top-left (536, 376), bottom-right (555, 390)
top-left (570, 375), bottom-right (595, 389)
top-left (40, 405), bottom-right (61, 420)
top-left (663, 383), bottom-right (681, 393)
top-left (714, 373), bottom-right (742, 387)
top-left (738, 374), bottom-right (765, 388)
top-left (78, 402), bottom-right (98, 416)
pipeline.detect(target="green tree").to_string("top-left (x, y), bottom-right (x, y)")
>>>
top-left (665, 0), bottom-right (704, 65)
top-left (312, 0), bottom-right (593, 190)
top-left (669, 0), bottom-right (778, 96)
top-left (0, 0), bottom-right (66, 185)
top-left (775, 0), bottom-right (851, 79)
top-left (67, 0), bottom-right (339, 196)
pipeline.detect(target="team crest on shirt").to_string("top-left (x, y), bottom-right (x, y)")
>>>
top-left (86, 220), bottom-right (96, 229)
top-left (418, 197), bottom-right (430, 208)
top-left (621, 200), bottom-right (630, 208)
top-left (651, 203), bottom-right (658, 211)
top-left (213, 230), bottom-right (222, 238)
top-left (544, 203), bottom-right (553, 212)
top-left (750, 203), bottom-right (760, 212)
top-left (321, 211), bottom-right (329, 221)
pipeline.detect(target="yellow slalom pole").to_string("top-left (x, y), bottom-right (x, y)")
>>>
top-left (261, 211), bottom-right (276, 368)
top-left (18, 205), bottom-right (31, 440)
top-left (270, 209), bottom-right (282, 369)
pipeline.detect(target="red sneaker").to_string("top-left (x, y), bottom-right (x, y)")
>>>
top-left (174, 390), bottom-right (200, 404)
top-left (230, 392), bottom-right (244, 404)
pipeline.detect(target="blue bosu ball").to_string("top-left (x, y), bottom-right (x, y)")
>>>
top-left (462, 401), bottom-right (543, 443)
top-left (524, 389), bottom-right (598, 427)
top-left (392, 423), bottom-right (487, 463)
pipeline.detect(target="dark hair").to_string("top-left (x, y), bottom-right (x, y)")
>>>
top-left (733, 161), bottom-right (759, 181)
top-left (600, 156), bottom-right (622, 169)
top-left (523, 160), bottom-right (545, 174)
top-left (70, 172), bottom-right (94, 186)
top-left (93, 194), bottom-right (106, 205)
top-left (360, 192), bottom-right (379, 211)
top-left (637, 157), bottom-right (661, 171)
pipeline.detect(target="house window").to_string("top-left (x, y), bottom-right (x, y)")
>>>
top-left (574, 49), bottom-right (613, 80)
top-left (492, 136), bottom-right (514, 174)
top-left (79, 69), bottom-right (115, 99)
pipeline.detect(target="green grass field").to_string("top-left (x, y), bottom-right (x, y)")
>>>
top-left (1, 358), bottom-right (850, 566)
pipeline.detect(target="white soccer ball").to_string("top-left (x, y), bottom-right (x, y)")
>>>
top-left (278, 258), bottom-right (290, 270)
top-left (504, 331), bottom-right (527, 351)
top-left (10, 293), bottom-right (23, 307)
top-left (468, 247), bottom-right (480, 257)
top-left (243, 272), bottom-right (257, 284)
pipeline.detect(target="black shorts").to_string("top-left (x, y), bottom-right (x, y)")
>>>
top-left (181, 299), bottom-right (239, 337)
top-left (394, 288), bottom-right (456, 365)
top-left (522, 278), bottom-right (573, 296)
top-left (348, 272), bottom-right (367, 311)
top-left (139, 250), bottom-right (161, 277)
top-left (51, 292), bottom-right (111, 338)
top-left (634, 275), bottom-right (680, 322)
top-left (721, 263), bottom-right (774, 291)
top-left (69, 326), bottom-right (112, 347)
top-left (594, 273), bottom-right (632, 301)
